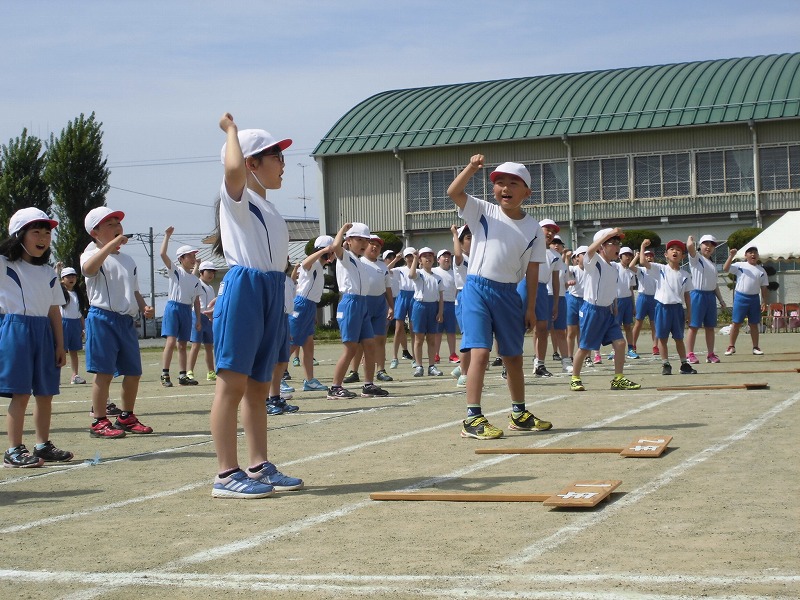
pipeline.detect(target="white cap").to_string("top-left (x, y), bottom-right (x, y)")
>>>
top-left (403, 247), bottom-right (417, 257)
top-left (593, 228), bottom-right (624, 243)
top-left (551, 235), bottom-right (564, 245)
top-left (382, 249), bottom-right (396, 260)
top-left (60, 267), bottom-right (77, 277)
top-left (574, 245), bottom-right (589, 256)
top-left (489, 162), bottom-right (531, 188)
top-left (176, 245), bottom-right (199, 259)
top-left (314, 235), bottom-right (334, 248)
top-left (437, 249), bottom-right (452, 259)
top-left (418, 247), bottom-right (434, 255)
top-left (369, 234), bottom-right (383, 245)
top-left (198, 260), bottom-right (217, 271)
top-left (457, 225), bottom-right (470, 239)
top-left (644, 248), bottom-right (655, 255)
top-left (220, 129), bottom-right (292, 164)
top-left (345, 222), bottom-right (371, 238)
top-left (539, 219), bottom-right (560, 233)
top-left (619, 246), bottom-right (634, 255)
top-left (8, 207), bottom-right (58, 236)
top-left (84, 207), bottom-right (125, 235)
top-left (699, 234), bottom-right (718, 246)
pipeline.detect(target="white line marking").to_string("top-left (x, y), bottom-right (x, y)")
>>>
top-left (504, 392), bottom-right (800, 566)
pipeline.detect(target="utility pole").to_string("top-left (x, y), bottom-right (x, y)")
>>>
top-left (149, 226), bottom-right (155, 309)
top-left (298, 163), bottom-right (308, 219)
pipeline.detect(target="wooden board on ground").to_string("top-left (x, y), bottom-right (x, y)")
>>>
top-left (726, 369), bottom-right (800, 374)
top-left (542, 480), bottom-right (622, 507)
top-left (475, 435), bottom-right (672, 458)
top-left (618, 435), bottom-right (673, 457)
top-left (655, 382), bottom-right (769, 391)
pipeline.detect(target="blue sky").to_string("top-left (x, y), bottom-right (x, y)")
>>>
top-left (1, 0), bottom-right (798, 307)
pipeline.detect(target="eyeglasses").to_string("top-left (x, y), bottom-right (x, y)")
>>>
top-left (258, 148), bottom-right (285, 163)
top-left (603, 239), bottom-right (622, 246)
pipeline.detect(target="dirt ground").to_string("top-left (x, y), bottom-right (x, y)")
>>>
top-left (1, 330), bottom-right (798, 599)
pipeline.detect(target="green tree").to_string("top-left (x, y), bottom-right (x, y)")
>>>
top-left (727, 227), bottom-right (762, 251)
top-left (622, 229), bottom-right (661, 252)
top-left (0, 128), bottom-right (49, 227)
top-left (44, 113), bottom-right (110, 271)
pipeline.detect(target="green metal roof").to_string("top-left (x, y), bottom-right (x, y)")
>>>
top-left (314, 53), bottom-right (800, 156)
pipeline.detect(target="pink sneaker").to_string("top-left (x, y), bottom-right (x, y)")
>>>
top-left (706, 353), bottom-right (721, 363)
top-left (687, 352), bottom-right (699, 364)
top-left (592, 354), bottom-right (602, 365)
top-left (652, 345), bottom-right (660, 356)
top-left (724, 346), bottom-right (736, 356)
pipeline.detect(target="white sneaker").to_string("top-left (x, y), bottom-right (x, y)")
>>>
top-left (752, 347), bottom-right (764, 355)
top-left (428, 365), bottom-right (443, 376)
top-left (70, 374), bottom-right (87, 385)
top-left (413, 366), bottom-right (424, 377)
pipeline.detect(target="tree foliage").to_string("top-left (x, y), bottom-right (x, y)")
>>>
top-left (726, 227), bottom-right (762, 252)
top-left (0, 129), bottom-right (49, 227)
top-left (621, 229), bottom-right (661, 252)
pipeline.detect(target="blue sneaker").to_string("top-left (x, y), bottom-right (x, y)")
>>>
top-left (212, 469), bottom-right (274, 499)
top-left (248, 461), bottom-right (304, 491)
top-left (276, 397), bottom-right (299, 413)
top-left (291, 357), bottom-right (300, 367)
top-left (266, 399), bottom-right (283, 416)
top-left (626, 348), bottom-right (640, 359)
top-left (280, 380), bottom-right (295, 394)
top-left (303, 378), bottom-right (327, 391)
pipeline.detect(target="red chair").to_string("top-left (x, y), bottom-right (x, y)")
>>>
top-left (769, 303), bottom-right (786, 333)
top-left (785, 303), bottom-right (800, 332)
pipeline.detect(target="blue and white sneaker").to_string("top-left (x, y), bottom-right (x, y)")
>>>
top-left (303, 378), bottom-right (327, 391)
top-left (276, 397), bottom-right (299, 413)
top-left (376, 369), bottom-right (393, 382)
top-left (626, 348), bottom-right (640, 359)
top-left (291, 357), bottom-right (300, 367)
top-left (389, 358), bottom-right (399, 369)
top-left (280, 380), bottom-right (295, 394)
top-left (212, 469), bottom-right (274, 499)
top-left (266, 400), bottom-right (283, 416)
top-left (248, 461), bottom-right (304, 491)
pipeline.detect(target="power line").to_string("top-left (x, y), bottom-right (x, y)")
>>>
top-left (107, 147), bottom-right (315, 168)
top-left (109, 185), bottom-right (215, 207)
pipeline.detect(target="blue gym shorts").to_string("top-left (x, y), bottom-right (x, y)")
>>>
top-left (394, 289), bottom-right (414, 321)
top-left (289, 295), bottom-right (317, 346)
top-left (190, 314), bottom-right (213, 344)
top-left (162, 300), bottom-right (192, 341)
top-left (566, 294), bottom-right (582, 327)
top-left (411, 300), bottom-right (439, 335)
top-left (549, 296), bottom-right (567, 331)
top-left (732, 291), bottom-right (762, 325)
top-left (337, 293), bottom-right (374, 343)
top-left (460, 275), bottom-right (525, 357)
top-left (0, 314), bottom-right (60, 397)
top-left (578, 302), bottom-right (623, 351)
top-left (85, 307), bottom-right (142, 377)
top-left (635, 293), bottom-right (656, 323)
top-left (366, 294), bottom-right (389, 337)
top-left (62, 317), bottom-right (83, 352)
top-left (213, 266), bottom-right (285, 383)
top-left (615, 296), bottom-right (634, 326)
top-left (517, 280), bottom-right (551, 322)
top-left (437, 301), bottom-right (457, 334)
top-left (654, 302), bottom-right (686, 340)
top-left (690, 290), bottom-right (718, 328)
top-left (277, 316), bottom-right (290, 363)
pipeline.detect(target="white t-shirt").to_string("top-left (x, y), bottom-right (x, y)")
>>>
top-left (336, 248), bottom-right (367, 295)
top-left (197, 280), bottom-right (215, 313)
top-left (453, 254), bottom-right (469, 290)
top-left (388, 265), bottom-right (402, 297)
top-left (546, 250), bottom-right (567, 297)
top-left (394, 264), bottom-right (415, 292)
top-left (540, 248), bottom-right (558, 285)
top-left (568, 264), bottom-right (586, 298)
top-left (688, 253), bottom-right (718, 292)
top-left (728, 262), bottom-right (768, 295)
top-left (219, 182), bottom-right (288, 272)
top-left (0, 257), bottom-right (63, 317)
top-left (80, 244), bottom-right (142, 318)
top-left (614, 262), bottom-right (635, 299)
top-left (411, 269), bottom-right (443, 302)
top-left (458, 194), bottom-right (545, 284)
top-left (432, 266), bottom-right (457, 302)
top-left (295, 261), bottom-right (325, 303)
top-left (61, 289), bottom-right (82, 319)
top-left (360, 256), bottom-right (391, 297)
top-left (167, 266), bottom-right (200, 305)
top-left (649, 263), bottom-right (693, 305)
top-left (582, 252), bottom-right (619, 307)
top-left (635, 265), bottom-right (658, 295)
top-left (284, 275), bottom-right (295, 314)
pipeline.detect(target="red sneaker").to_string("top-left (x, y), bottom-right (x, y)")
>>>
top-left (114, 414), bottom-right (153, 434)
top-left (434, 354), bottom-right (441, 363)
top-left (652, 345), bottom-right (660, 356)
top-left (449, 353), bottom-right (460, 364)
top-left (90, 418), bottom-right (126, 439)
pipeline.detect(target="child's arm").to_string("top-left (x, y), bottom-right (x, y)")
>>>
top-left (714, 284), bottom-right (726, 308)
top-left (408, 253), bottom-right (419, 279)
top-left (550, 270), bottom-right (560, 320)
top-left (220, 113), bottom-right (246, 201)
top-left (524, 262), bottom-right (540, 331)
top-left (639, 239), bottom-right (654, 270)
top-left (331, 223), bottom-right (351, 260)
top-left (760, 284), bottom-right (768, 313)
top-left (586, 227), bottom-right (623, 261)
top-left (302, 246), bottom-right (331, 271)
top-left (82, 235), bottom-right (129, 276)
top-left (447, 154), bottom-right (484, 210)
top-left (686, 235), bottom-right (697, 258)
top-left (160, 226), bottom-right (174, 270)
top-left (451, 225), bottom-right (464, 266)
top-left (385, 286), bottom-right (394, 321)
top-left (437, 290), bottom-right (444, 323)
top-left (194, 297), bottom-right (203, 331)
top-left (134, 291), bottom-right (155, 319)
top-left (48, 304), bottom-right (66, 368)
top-left (684, 291), bottom-right (692, 318)
top-left (722, 248), bottom-right (737, 273)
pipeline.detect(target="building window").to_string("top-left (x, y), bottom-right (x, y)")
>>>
top-left (406, 169), bottom-right (456, 213)
top-left (542, 162), bottom-right (569, 204)
top-left (760, 145), bottom-right (800, 191)
top-left (602, 157), bottom-right (629, 200)
top-left (575, 159), bottom-right (600, 202)
top-left (634, 153), bottom-right (690, 198)
top-left (575, 158), bottom-right (628, 202)
top-left (407, 172), bottom-right (429, 213)
top-left (696, 149), bottom-right (754, 194)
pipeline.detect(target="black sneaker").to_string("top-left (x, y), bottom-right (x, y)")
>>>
top-left (4, 445), bottom-right (44, 468)
top-left (501, 367), bottom-right (507, 379)
top-left (343, 370), bottom-right (360, 384)
top-left (679, 363), bottom-right (697, 375)
top-left (534, 364), bottom-right (553, 377)
top-left (662, 362), bottom-right (673, 375)
top-left (178, 375), bottom-right (199, 386)
top-left (491, 356), bottom-right (503, 367)
top-left (401, 350), bottom-right (414, 360)
top-left (90, 402), bottom-right (122, 417)
top-left (361, 383), bottom-right (389, 397)
top-left (327, 386), bottom-right (356, 400)
top-left (160, 374), bottom-right (173, 388)
top-left (274, 398), bottom-right (299, 413)
top-left (32, 441), bottom-right (74, 463)
top-left (282, 370), bottom-right (291, 381)
top-left (552, 351), bottom-right (561, 361)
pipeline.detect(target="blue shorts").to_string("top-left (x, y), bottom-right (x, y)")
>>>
top-left (337, 293), bottom-right (373, 343)
top-left (190, 314), bottom-right (213, 344)
top-left (455, 294), bottom-right (464, 333)
top-left (549, 296), bottom-right (567, 331)
top-left (366, 294), bottom-right (388, 336)
top-left (438, 301), bottom-right (457, 334)
top-left (732, 291), bottom-right (761, 325)
top-left (85, 307), bottom-right (142, 377)
top-left (655, 302), bottom-right (686, 340)
top-left (578, 302), bottom-right (623, 351)
top-left (518, 280), bottom-right (551, 322)
top-left (213, 266), bottom-right (285, 383)
top-left (277, 316), bottom-right (290, 363)
top-left (689, 290), bottom-right (718, 328)
top-left (411, 300), bottom-right (439, 335)
top-left (394, 290), bottom-right (414, 321)
top-left (460, 275), bottom-right (525, 357)
top-left (289, 295), bottom-right (317, 346)
top-left (635, 293), bottom-right (656, 322)
top-left (0, 314), bottom-right (60, 397)
top-left (162, 300), bottom-right (193, 341)
top-left (566, 294), bottom-right (583, 327)
top-left (615, 296), bottom-right (634, 326)
top-left (62, 317), bottom-right (83, 352)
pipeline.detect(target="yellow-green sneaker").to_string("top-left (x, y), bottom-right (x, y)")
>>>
top-left (509, 410), bottom-right (552, 432)
top-left (461, 415), bottom-right (504, 440)
top-left (207, 371), bottom-right (217, 381)
top-left (611, 375), bottom-right (641, 390)
top-left (570, 377), bottom-right (586, 391)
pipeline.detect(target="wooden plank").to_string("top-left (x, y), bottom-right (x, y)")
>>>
top-left (619, 435), bottom-right (673, 457)
top-left (475, 447), bottom-right (622, 455)
top-left (543, 480), bottom-right (622, 507)
top-left (656, 382), bottom-right (769, 391)
top-left (726, 369), bottom-right (800, 374)
top-left (370, 492), bottom-right (551, 502)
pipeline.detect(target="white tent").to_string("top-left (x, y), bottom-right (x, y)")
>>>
top-left (734, 210), bottom-right (800, 260)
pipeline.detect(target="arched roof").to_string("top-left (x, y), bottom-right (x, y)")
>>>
top-left (314, 53), bottom-right (800, 156)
